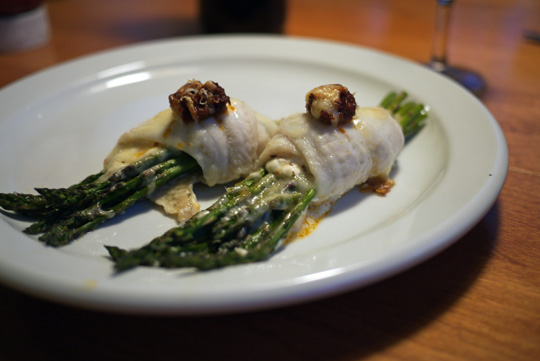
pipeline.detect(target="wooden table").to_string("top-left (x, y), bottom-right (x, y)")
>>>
top-left (1, 0), bottom-right (539, 360)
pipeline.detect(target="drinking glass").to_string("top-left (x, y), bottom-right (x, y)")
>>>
top-left (427, 0), bottom-right (487, 97)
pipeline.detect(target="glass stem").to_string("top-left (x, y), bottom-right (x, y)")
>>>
top-left (430, 0), bottom-right (454, 72)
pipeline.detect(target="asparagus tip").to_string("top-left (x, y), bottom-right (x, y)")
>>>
top-left (104, 245), bottom-right (127, 261)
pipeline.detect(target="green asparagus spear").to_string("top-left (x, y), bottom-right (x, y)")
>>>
top-left (379, 91), bottom-right (427, 138)
top-left (0, 149), bottom-right (182, 218)
top-left (39, 156), bottom-right (199, 246)
top-left (0, 149), bottom-right (202, 245)
top-left (107, 91), bottom-right (428, 272)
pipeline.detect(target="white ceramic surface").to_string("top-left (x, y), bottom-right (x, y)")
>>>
top-left (0, 35), bottom-right (508, 314)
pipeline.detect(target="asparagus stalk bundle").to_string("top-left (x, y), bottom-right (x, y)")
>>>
top-left (107, 87), bottom-right (427, 272)
top-left (0, 149), bottom-right (200, 246)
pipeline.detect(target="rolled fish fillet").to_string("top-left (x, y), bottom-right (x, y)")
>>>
top-left (102, 82), bottom-right (277, 221)
top-left (258, 103), bottom-right (404, 205)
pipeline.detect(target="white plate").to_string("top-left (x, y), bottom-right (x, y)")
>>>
top-left (0, 35), bottom-right (507, 315)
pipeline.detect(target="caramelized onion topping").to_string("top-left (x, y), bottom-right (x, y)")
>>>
top-left (305, 84), bottom-right (356, 126)
top-left (169, 80), bottom-right (230, 122)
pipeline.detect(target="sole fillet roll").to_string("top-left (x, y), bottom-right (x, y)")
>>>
top-left (258, 106), bottom-right (404, 205)
top-left (103, 95), bottom-right (276, 220)
top-left (0, 79), bottom-right (277, 245)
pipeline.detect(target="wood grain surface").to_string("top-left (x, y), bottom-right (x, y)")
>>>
top-left (1, 1), bottom-right (539, 360)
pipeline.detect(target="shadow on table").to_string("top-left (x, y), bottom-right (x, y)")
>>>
top-left (0, 202), bottom-right (499, 361)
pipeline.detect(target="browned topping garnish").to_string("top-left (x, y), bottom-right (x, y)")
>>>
top-left (360, 177), bottom-right (395, 195)
top-left (169, 80), bottom-right (230, 122)
top-left (305, 84), bottom-right (357, 126)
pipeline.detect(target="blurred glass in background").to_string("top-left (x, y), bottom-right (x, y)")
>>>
top-left (199, 0), bottom-right (286, 33)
